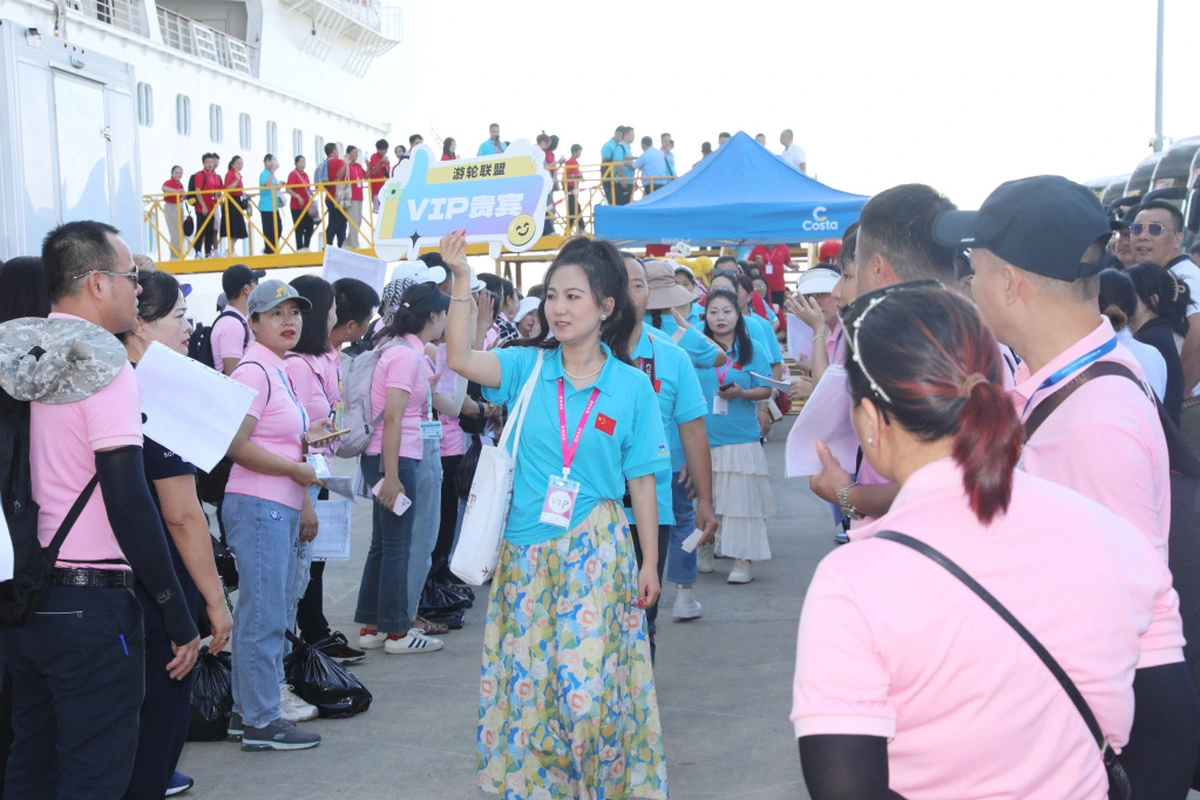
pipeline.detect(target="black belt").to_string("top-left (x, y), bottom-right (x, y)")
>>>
top-left (51, 567), bottom-right (134, 589)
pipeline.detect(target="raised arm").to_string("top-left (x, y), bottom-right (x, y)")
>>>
top-left (441, 231), bottom-right (503, 388)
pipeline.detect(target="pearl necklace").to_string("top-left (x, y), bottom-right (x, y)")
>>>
top-left (563, 358), bottom-right (605, 381)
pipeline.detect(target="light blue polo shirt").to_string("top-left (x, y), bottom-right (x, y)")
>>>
top-left (614, 142), bottom-right (634, 184)
top-left (697, 340), bottom-right (772, 447)
top-left (649, 314), bottom-right (720, 371)
top-left (258, 169), bottom-right (280, 212)
top-left (745, 312), bottom-right (782, 364)
top-left (632, 147), bottom-right (669, 184)
top-left (483, 344), bottom-right (670, 545)
top-left (476, 139), bottom-right (507, 157)
top-left (622, 328), bottom-right (707, 525)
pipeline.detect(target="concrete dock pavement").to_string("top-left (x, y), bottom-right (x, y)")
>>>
top-left (179, 419), bottom-right (835, 799)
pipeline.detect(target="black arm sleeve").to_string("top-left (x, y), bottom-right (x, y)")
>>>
top-left (798, 735), bottom-right (906, 800)
top-left (96, 446), bottom-right (199, 645)
top-left (1116, 662), bottom-right (1200, 799)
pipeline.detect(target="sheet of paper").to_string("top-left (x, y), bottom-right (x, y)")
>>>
top-left (787, 315), bottom-right (815, 362)
top-left (784, 365), bottom-right (860, 477)
top-left (680, 529), bottom-right (704, 554)
top-left (750, 371), bottom-right (792, 391)
top-left (322, 247), bottom-right (387, 296)
top-left (0, 492), bottom-right (14, 581)
top-left (323, 475), bottom-right (356, 502)
top-left (137, 342), bottom-right (257, 472)
top-left (311, 498), bottom-right (352, 561)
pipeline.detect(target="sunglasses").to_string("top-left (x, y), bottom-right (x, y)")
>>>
top-left (1130, 222), bottom-right (1173, 236)
top-left (73, 264), bottom-right (140, 284)
top-left (840, 279), bottom-right (942, 405)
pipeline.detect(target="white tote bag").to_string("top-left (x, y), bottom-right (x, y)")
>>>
top-left (450, 352), bottom-right (544, 585)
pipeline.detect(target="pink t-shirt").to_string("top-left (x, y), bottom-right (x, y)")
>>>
top-left (434, 344), bottom-right (465, 457)
top-left (31, 314), bottom-right (143, 569)
top-left (366, 334), bottom-right (428, 460)
top-left (1013, 317), bottom-right (1171, 560)
top-left (285, 350), bottom-right (340, 459)
top-left (211, 305), bottom-right (254, 370)
top-left (225, 342), bottom-right (309, 510)
top-left (792, 458), bottom-right (1184, 800)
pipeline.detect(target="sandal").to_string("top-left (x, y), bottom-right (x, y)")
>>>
top-left (413, 615), bottom-right (450, 635)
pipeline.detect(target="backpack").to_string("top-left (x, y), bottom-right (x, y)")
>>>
top-left (336, 338), bottom-right (409, 459)
top-left (195, 362), bottom-right (270, 504)
top-left (0, 388), bottom-right (98, 627)
top-left (189, 310), bottom-right (249, 370)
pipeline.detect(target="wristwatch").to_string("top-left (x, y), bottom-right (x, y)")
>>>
top-left (837, 482), bottom-right (863, 520)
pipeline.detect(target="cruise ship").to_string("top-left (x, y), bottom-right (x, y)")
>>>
top-left (0, 0), bottom-right (403, 262)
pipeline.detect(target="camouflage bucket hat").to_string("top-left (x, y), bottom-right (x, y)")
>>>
top-left (0, 317), bottom-right (126, 404)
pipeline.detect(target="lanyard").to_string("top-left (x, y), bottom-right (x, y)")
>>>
top-left (1021, 337), bottom-right (1117, 416)
top-left (716, 347), bottom-right (737, 385)
top-left (638, 336), bottom-right (656, 385)
top-left (558, 379), bottom-right (601, 479)
top-left (273, 366), bottom-right (309, 437)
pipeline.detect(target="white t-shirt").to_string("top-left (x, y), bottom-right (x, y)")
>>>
top-left (1167, 255), bottom-right (1200, 396)
top-left (781, 142), bottom-right (806, 170)
top-left (1117, 328), bottom-right (1167, 403)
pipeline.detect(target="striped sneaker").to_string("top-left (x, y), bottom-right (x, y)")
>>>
top-left (241, 718), bottom-right (320, 752)
top-left (383, 630), bottom-right (444, 654)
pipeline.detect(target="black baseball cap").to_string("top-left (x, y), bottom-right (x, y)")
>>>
top-left (399, 282), bottom-right (451, 315)
top-left (1109, 204), bottom-right (1140, 232)
top-left (932, 175), bottom-right (1112, 281)
top-left (222, 264), bottom-right (267, 297)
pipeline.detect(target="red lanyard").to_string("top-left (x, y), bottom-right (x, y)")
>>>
top-left (558, 379), bottom-right (601, 478)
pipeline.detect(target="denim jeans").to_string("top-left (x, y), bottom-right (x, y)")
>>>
top-left (1, 585), bottom-right (144, 799)
top-left (288, 486), bottom-right (319, 638)
top-left (407, 438), bottom-right (442, 617)
top-left (666, 471), bottom-right (698, 584)
top-left (357, 454), bottom-right (419, 634)
top-left (222, 492), bottom-right (300, 728)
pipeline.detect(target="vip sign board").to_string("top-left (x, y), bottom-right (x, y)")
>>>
top-left (374, 140), bottom-right (553, 261)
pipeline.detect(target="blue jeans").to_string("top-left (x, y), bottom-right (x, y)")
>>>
top-left (357, 454), bottom-right (419, 634)
top-left (1, 585), bottom-right (144, 799)
top-left (288, 487), bottom-right (320, 637)
top-left (408, 438), bottom-right (443, 617)
top-left (222, 492), bottom-right (300, 728)
top-left (666, 471), bottom-right (697, 584)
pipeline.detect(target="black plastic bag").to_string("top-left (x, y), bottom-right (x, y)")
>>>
top-left (187, 646), bottom-right (233, 741)
top-left (212, 534), bottom-right (238, 591)
top-left (419, 580), bottom-right (472, 616)
top-left (283, 632), bottom-right (372, 719)
top-left (420, 608), bottom-right (465, 629)
top-left (454, 434), bottom-right (482, 500)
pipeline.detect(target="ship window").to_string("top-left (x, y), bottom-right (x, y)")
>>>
top-left (266, 121), bottom-right (278, 157)
top-left (239, 113), bottom-right (251, 149)
top-left (136, 83), bottom-right (153, 127)
top-left (209, 104), bottom-right (223, 144)
top-left (314, 135), bottom-right (325, 164)
top-left (292, 129), bottom-right (303, 160)
top-left (175, 94), bottom-right (190, 136)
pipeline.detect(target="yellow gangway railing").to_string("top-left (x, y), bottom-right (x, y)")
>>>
top-left (144, 162), bottom-right (679, 273)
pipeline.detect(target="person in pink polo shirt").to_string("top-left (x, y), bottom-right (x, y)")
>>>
top-left (0, 221), bottom-right (199, 798)
top-left (792, 285), bottom-right (1197, 800)
top-left (221, 279), bottom-right (335, 752)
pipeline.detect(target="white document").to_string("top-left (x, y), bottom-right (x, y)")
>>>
top-left (322, 247), bottom-right (387, 296)
top-left (322, 475), bottom-right (356, 502)
top-left (137, 342), bottom-right (257, 472)
top-left (680, 529), bottom-right (704, 554)
top-left (787, 314), bottom-right (815, 362)
top-left (310, 498), bottom-right (352, 561)
top-left (784, 365), bottom-right (859, 477)
top-left (0, 492), bottom-right (14, 581)
top-left (750, 371), bottom-right (791, 391)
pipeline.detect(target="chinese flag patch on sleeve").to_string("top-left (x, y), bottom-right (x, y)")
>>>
top-left (594, 413), bottom-right (616, 436)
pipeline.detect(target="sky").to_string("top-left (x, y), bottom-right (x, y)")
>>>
top-left (380, 0), bottom-right (1200, 208)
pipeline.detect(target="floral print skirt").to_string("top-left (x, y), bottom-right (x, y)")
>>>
top-left (477, 500), bottom-right (668, 800)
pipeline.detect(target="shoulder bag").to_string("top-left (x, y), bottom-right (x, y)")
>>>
top-left (450, 351), bottom-right (544, 585)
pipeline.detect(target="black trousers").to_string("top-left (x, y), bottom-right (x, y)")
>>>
top-left (325, 198), bottom-right (347, 247)
top-left (296, 561), bottom-right (329, 643)
top-left (567, 194), bottom-right (581, 232)
top-left (1, 585), bottom-right (145, 799)
top-left (125, 557), bottom-right (200, 800)
top-left (261, 209), bottom-right (282, 254)
top-left (431, 455), bottom-right (463, 580)
top-left (615, 184), bottom-right (634, 206)
top-left (193, 210), bottom-right (219, 256)
top-left (629, 523), bottom-right (671, 661)
top-left (291, 207), bottom-right (314, 249)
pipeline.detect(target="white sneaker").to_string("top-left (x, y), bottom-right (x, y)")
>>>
top-left (384, 631), bottom-right (444, 654)
top-left (672, 586), bottom-right (702, 620)
top-left (358, 628), bottom-right (388, 650)
top-left (279, 683), bottom-right (318, 722)
top-left (727, 559), bottom-right (753, 584)
top-left (696, 542), bottom-right (715, 574)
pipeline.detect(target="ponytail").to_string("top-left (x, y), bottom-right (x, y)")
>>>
top-left (1128, 262), bottom-right (1192, 337)
top-left (952, 378), bottom-right (1023, 525)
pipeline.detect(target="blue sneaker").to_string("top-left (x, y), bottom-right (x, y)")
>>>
top-left (833, 530), bottom-right (850, 545)
top-left (165, 771), bottom-right (194, 796)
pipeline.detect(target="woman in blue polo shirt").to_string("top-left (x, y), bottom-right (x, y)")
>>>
top-left (708, 270), bottom-right (783, 377)
top-left (443, 233), bottom-right (671, 800)
top-left (698, 288), bottom-right (776, 585)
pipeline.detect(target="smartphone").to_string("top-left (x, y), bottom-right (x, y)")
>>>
top-left (719, 383), bottom-right (735, 391)
top-left (308, 427), bottom-right (350, 446)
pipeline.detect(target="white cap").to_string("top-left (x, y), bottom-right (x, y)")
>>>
top-left (390, 259), bottom-right (447, 286)
top-left (514, 296), bottom-right (541, 323)
top-left (468, 269), bottom-right (487, 293)
top-left (795, 266), bottom-right (839, 295)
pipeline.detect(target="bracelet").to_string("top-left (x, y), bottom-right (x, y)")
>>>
top-left (450, 295), bottom-right (472, 303)
top-left (837, 482), bottom-right (863, 520)
top-left (812, 332), bottom-right (827, 342)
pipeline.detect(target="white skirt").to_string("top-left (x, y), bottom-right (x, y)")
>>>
top-left (712, 441), bottom-right (776, 561)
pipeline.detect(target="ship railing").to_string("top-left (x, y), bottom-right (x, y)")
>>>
top-left (66, 0), bottom-right (145, 36)
top-left (157, 6), bottom-right (255, 75)
top-left (142, 163), bottom-right (677, 265)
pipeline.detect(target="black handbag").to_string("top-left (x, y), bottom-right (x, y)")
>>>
top-left (875, 530), bottom-right (1132, 800)
top-left (182, 215), bottom-right (195, 237)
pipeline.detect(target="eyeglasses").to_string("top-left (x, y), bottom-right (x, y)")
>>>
top-left (71, 264), bottom-right (140, 284)
top-left (1130, 222), bottom-right (1173, 236)
top-left (840, 279), bottom-right (942, 405)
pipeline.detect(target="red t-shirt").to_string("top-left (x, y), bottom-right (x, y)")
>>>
top-left (564, 157), bottom-right (582, 192)
top-left (440, 153), bottom-right (457, 161)
top-left (325, 157), bottom-right (345, 199)
top-left (191, 169), bottom-right (222, 211)
top-left (367, 153), bottom-right (390, 197)
top-left (749, 244), bottom-right (790, 292)
top-left (287, 170), bottom-right (310, 210)
top-left (544, 149), bottom-right (557, 180)
top-left (348, 162), bottom-right (366, 202)
top-left (162, 178), bottom-right (184, 204)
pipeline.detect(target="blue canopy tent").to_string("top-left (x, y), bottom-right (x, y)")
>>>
top-left (594, 131), bottom-right (867, 246)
